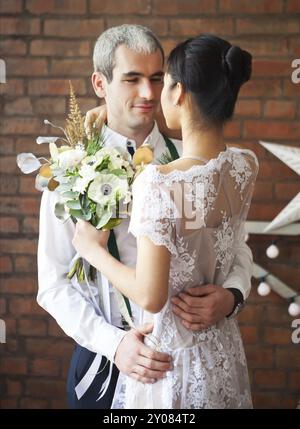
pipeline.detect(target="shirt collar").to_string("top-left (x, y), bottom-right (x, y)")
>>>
top-left (102, 122), bottom-right (161, 151)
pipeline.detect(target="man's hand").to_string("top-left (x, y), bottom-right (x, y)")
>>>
top-left (171, 284), bottom-right (235, 331)
top-left (84, 105), bottom-right (107, 137)
top-left (114, 323), bottom-right (173, 384)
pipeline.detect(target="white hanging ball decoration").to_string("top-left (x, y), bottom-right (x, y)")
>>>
top-left (266, 244), bottom-right (279, 259)
top-left (288, 302), bottom-right (300, 317)
top-left (257, 281), bottom-right (271, 296)
top-left (244, 233), bottom-right (249, 242)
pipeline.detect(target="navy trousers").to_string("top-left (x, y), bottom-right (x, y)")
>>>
top-left (67, 344), bottom-right (119, 409)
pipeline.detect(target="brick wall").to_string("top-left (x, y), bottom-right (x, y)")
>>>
top-left (0, 0), bottom-right (300, 409)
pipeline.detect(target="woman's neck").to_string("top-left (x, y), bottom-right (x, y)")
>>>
top-left (181, 121), bottom-right (227, 161)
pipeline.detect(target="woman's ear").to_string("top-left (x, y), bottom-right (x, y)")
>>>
top-left (173, 82), bottom-right (185, 106)
top-left (92, 72), bottom-right (107, 98)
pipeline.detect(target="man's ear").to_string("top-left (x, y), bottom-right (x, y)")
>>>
top-left (92, 72), bottom-right (107, 98)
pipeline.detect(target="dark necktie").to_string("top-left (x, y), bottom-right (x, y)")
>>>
top-left (126, 141), bottom-right (135, 157)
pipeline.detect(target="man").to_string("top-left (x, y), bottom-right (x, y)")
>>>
top-left (37, 24), bottom-right (253, 409)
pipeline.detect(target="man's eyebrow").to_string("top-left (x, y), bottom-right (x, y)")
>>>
top-left (122, 71), bottom-right (164, 78)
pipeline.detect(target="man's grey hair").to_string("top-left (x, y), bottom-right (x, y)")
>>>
top-left (93, 24), bottom-right (164, 82)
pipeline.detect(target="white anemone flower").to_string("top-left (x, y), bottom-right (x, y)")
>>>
top-left (58, 147), bottom-right (86, 169)
top-left (88, 173), bottom-right (128, 206)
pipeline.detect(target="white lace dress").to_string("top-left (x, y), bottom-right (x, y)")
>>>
top-left (112, 147), bottom-right (258, 409)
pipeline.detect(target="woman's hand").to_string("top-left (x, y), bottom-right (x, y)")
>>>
top-left (84, 104), bottom-right (107, 138)
top-left (72, 219), bottom-right (110, 259)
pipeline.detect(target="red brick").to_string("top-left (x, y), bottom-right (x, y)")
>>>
top-left (240, 79), bottom-right (282, 98)
top-left (0, 358), bottom-right (27, 375)
top-left (283, 79), bottom-right (300, 97)
top-left (44, 19), bottom-right (104, 38)
top-left (233, 38), bottom-right (289, 58)
top-left (246, 346), bottom-right (274, 368)
top-left (0, 0), bottom-right (23, 13)
top-left (26, 0), bottom-right (86, 14)
top-left (0, 137), bottom-right (14, 155)
top-left (0, 256), bottom-right (13, 273)
top-left (224, 120), bottom-right (241, 138)
top-left (5, 339), bottom-right (19, 353)
top-left (237, 304), bottom-right (262, 324)
top-left (276, 349), bottom-right (300, 368)
top-left (252, 181), bottom-right (273, 201)
top-left (0, 298), bottom-right (7, 314)
top-left (7, 58), bottom-right (48, 77)
top-left (244, 121), bottom-right (300, 140)
top-left (1, 277), bottom-right (37, 294)
top-left (152, 0), bottom-right (216, 14)
top-left (18, 319), bottom-right (47, 337)
top-left (28, 79), bottom-right (86, 96)
top-left (287, 0), bottom-right (300, 12)
top-left (1, 18), bottom-right (40, 35)
top-left (275, 182), bottom-right (300, 201)
top-left (235, 100), bottom-right (261, 117)
top-left (0, 398), bottom-right (18, 409)
top-left (9, 297), bottom-right (45, 316)
top-left (30, 358), bottom-right (60, 376)
top-left (15, 137), bottom-right (52, 156)
top-left (6, 379), bottom-right (22, 396)
top-left (25, 379), bottom-right (66, 398)
top-left (0, 156), bottom-right (20, 174)
top-left (0, 79), bottom-right (25, 96)
top-left (263, 327), bottom-right (292, 345)
top-left (25, 338), bottom-right (73, 358)
top-left (0, 175), bottom-right (18, 195)
top-left (49, 398), bottom-right (67, 409)
top-left (264, 100), bottom-right (296, 119)
top-left (0, 118), bottom-right (43, 135)
top-left (237, 18), bottom-right (299, 35)
top-left (0, 197), bottom-right (40, 216)
top-left (22, 217), bottom-right (39, 234)
top-left (20, 398), bottom-right (49, 409)
top-left (19, 177), bottom-right (39, 195)
top-left (91, 0), bottom-right (151, 14)
top-left (258, 161), bottom-right (296, 180)
top-left (220, 0), bottom-right (283, 13)
top-left (48, 319), bottom-right (68, 338)
top-left (253, 392), bottom-right (282, 409)
top-left (170, 18), bottom-right (234, 37)
top-left (0, 239), bottom-right (38, 255)
top-left (76, 97), bottom-right (98, 114)
top-left (255, 370), bottom-right (286, 389)
top-left (288, 371), bottom-right (300, 390)
top-left (240, 326), bottom-right (258, 344)
top-left (289, 38), bottom-right (300, 57)
top-left (248, 202), bottom-right (286, 221)
top-left (15, 256), bottom-right (37, 273)
top-left (0, 39), bottom-right (27, 56)
top-left (33, 97), bottom-right (66, 115)
top-left (30, 40), bottom-right (90, 57)
top-left (107, 18), bottom-right (168, 37)
top-left (50, 59), bottom-right (93, 77)
top-left (0, 217), bottom-right (19, 233)
top-left (253, 60), bottom-right (291, 78)
top-left (5, 318), bottom-right (17, 335)
top-left (4, 98), bottom-right (33, 115)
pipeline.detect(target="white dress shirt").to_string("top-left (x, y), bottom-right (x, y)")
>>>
top-left (37, 122), bottom-right (253, 363)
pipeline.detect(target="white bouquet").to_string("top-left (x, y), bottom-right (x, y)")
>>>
top-left (17, 82), bottom-right (135, 281)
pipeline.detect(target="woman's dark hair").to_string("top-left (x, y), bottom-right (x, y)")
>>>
top-left (166, 34), bottom-right (252, 126)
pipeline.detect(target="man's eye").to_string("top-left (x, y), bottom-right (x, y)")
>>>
top-left (151, 78), bottom-right (163, 83)
top-left (125, 79), bottom-right (138, 83)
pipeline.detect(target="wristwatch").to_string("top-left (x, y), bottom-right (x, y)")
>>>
top-left (226, 288), bottom-right (245, 319)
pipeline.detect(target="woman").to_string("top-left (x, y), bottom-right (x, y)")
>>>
top-left (73, 34), bottom-right (258, 408)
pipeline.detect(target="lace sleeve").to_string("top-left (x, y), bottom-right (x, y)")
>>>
top-left (128, 167), bottom-right (177, 256)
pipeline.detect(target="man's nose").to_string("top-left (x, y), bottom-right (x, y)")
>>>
top-left (139, 80), bottom-right (154, 100)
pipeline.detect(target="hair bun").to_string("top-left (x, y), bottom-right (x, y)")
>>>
top-left (224, 45), bottom-right (252, 85)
